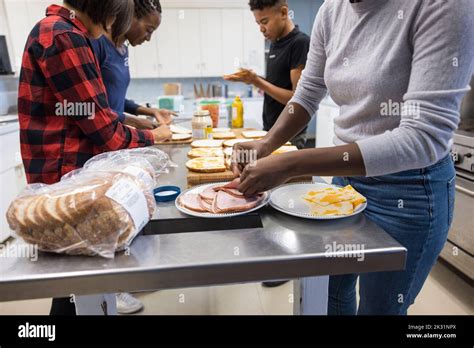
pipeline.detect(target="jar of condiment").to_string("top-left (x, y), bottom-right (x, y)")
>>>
top-left (192, 110), bottom-right (213, 140)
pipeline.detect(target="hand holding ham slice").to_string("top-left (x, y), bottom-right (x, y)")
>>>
top-left (223, 178), bottom-right (240, 189)
top-left (179, 181), bottom-right (264, 214)
top-left (211, 190), bottom-right (263, 214)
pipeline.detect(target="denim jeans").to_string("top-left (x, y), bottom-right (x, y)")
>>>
top-left (328, 155), bottom-right (456, 315)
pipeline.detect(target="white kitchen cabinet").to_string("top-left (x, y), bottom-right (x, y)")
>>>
top-left (0, 123), bottom-right (26, 243)
top-left (132, 35), bottom-right (160, 78)
top-left (221, 9), bottom-right (244, 75)
top-left (242, 9), bottom-right (265, 76)
top-left (177, 9), bottom-right (201, 77)
top-left (0, 0), bottom-right (15, 70)
top-left (199, 9), bottom-right (223, 77)
top-left (127, 44), bottom-right (138, 78)
top-left (4, 0), bottom-right (30, 72)
top-left (155, 9), bottom-right (181, 78)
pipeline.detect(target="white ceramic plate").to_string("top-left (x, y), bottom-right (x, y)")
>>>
top-left (172, 133), bottom-right (192, 141)
top-left (170, 124), bottom-right (192, 134)
top-left (212, 127), bottom-right (231, 133)
top-left (191, 139), bottom-right (224, 148)
top-left (270, 182), bottom-right (367, 220)
top-left (176, 182), bottom-right (270, 218)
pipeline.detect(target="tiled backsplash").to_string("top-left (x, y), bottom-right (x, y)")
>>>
top-left (127, 77), bottom-right (257, 104)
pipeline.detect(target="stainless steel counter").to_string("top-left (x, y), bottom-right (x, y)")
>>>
top-left (0, 143), bottom-right (406, 302)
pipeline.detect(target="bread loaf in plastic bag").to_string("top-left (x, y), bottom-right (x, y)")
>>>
top-left (6, 148), bottom-right (173, 258)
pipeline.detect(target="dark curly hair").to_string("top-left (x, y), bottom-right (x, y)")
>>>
top-left (134, 0), bottom-right (162, 19)
top-left (249, 0), bottom-right (287, 11)
top-left (64, 0), bottom-right (134, 43)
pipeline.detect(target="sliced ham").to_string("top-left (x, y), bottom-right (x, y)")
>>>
top-left (199, 198), bottom-right (213, 212)
top-left (181, 181), bottom-right (264, 215)
top-left (179, 194), bottom-right (208, 213)
top-left (212, 180), bottom-right (245, 198)
top-left (212, 190), bottom-right (264, 214)
top-left (199, 186), bottom-right (218, 202)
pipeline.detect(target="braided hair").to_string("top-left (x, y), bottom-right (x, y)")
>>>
top-left (134, 0), bottom-right (162, 19)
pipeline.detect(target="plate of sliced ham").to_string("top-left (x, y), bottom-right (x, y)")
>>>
top-left (176, 182), bottom-right (270, 218)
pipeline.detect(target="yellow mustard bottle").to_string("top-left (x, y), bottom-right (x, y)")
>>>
top-left (231, 96), bottom-right (244, 129)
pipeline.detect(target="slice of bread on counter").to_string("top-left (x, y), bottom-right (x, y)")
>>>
top-left (172, 133), bottom-right (192, 141)
top-left (212, 131), bottom-right (236, 140)
top-left (222, 139), bottom-right (254, 147)
top-left (186, 157), bottom-right (227, 173)
top-left (188, 147), bottom-right (225, 159)
top-left (191, 139), bottom-right (224, 148)
top-left (242, 130), bottom-right (267, 139)
top-left (170, 124), bottom-right (192, 134)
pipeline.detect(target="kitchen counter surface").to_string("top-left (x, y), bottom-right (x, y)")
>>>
top-left (0, 127), bottom-right (406, 302)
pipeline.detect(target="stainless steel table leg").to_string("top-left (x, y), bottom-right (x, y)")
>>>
top-left (75, 293), bottom-right (117, 315)
top-left (294, 276), bottom-right (329, 315)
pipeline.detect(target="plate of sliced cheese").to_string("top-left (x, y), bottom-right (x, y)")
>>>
top-left (270, 183), bottom-right (367, 220)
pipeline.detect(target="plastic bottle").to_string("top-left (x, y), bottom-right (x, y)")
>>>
top-left (232, 96), bottom-right (244, 129)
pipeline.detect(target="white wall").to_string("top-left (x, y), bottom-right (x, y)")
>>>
top-left (0, 0), bottom-right (15, 72)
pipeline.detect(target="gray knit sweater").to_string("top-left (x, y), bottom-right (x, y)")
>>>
top-left (291, 0), bottom-right (474, 176)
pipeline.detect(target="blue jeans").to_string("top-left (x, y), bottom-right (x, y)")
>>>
top-left (329, 155), bottom-right (456, 315)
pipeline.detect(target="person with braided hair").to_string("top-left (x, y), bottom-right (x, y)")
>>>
top-left (91, 0), bottom-right (176, 132)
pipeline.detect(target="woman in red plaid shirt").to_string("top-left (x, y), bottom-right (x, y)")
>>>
top-left (18, 0), bottom-right (171, 187)
top-left (18, 0), bottom-right (172, 315)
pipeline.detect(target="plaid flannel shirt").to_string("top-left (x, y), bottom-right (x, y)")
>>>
top-left (18, 5), bottom-right (154, 184)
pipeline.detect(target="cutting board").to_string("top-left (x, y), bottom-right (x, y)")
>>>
top-left (186, 128), bottom-right (257, 186)
top-left (156, 137), bottom-right (193, 145)
top-left (157, 127), bottom-right (258, 146)
top-left (186, 127), bottom-right (312, 187)
top-left (187, 172), bottom-right (313, 188)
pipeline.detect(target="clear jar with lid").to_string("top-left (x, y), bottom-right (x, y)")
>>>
top-left (192, 110), bottom-right (213, 140)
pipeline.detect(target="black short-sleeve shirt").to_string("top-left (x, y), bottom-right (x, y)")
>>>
top-left (263, 26), bottom-right (310, 133)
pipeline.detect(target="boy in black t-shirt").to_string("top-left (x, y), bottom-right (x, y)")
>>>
top-left (224, 0), bottom-right (310, 149)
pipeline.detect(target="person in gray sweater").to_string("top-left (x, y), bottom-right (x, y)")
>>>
top-left (232, 0), bottom-right (473, 314)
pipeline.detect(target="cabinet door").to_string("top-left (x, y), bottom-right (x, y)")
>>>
top-left (199, 9), bottom-right (223, 77)
top-left (156, 9), bottom-right (181, 78)
top-left (221, 9), bottom-right (243, 74)
top-left (177, 9), bottom-right (201, 77)
top-left (4, 0), bottom-right (30, 71)
top-left (130, 35), bottom-right (160, 78)
top-left (242, 9), bottom-right (265, 76)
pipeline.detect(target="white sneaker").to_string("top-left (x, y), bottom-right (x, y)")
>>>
top-left (116, 293), bottom-right (144, 314)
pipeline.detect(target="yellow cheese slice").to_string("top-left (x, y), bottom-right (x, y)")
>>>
top-left (188, 148), bottom-right (224, 158)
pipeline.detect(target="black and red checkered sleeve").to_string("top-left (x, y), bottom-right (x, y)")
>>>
top-left (38, 31), bottom-right (154, 150)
